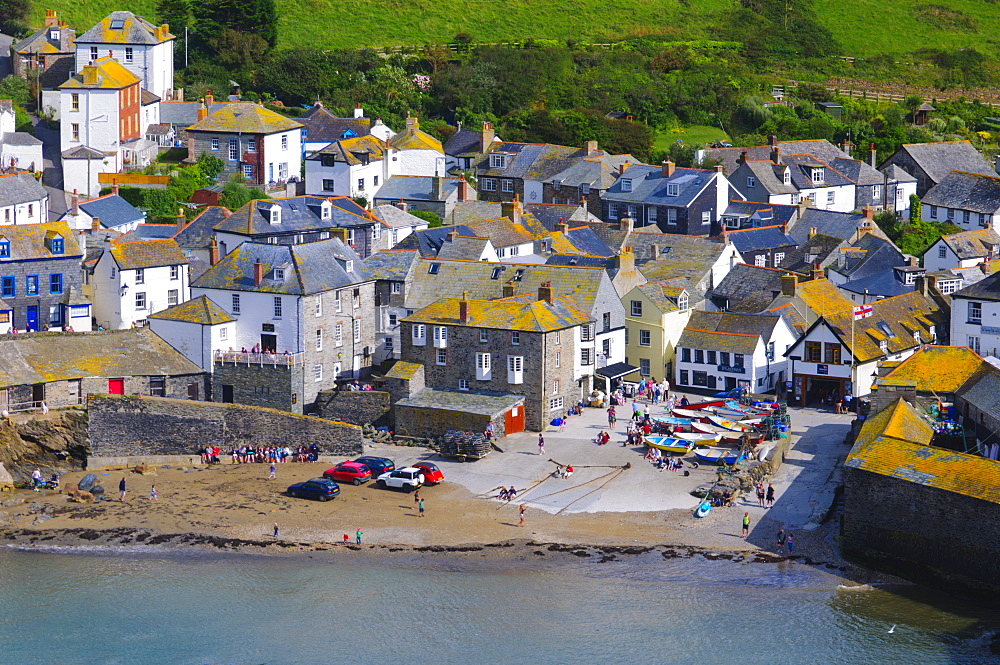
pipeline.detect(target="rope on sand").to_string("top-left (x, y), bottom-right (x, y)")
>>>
top-left (555, 467), bottom-right (629, 515)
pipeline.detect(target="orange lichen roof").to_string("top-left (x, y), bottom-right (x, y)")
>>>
top-left (404, 296), bottom-right (592, 332)
top-left (148, 295), bottom-right (233, 325)
top-left (848, 398), bottom-right (1000, 503)
top-left (880, 345), bottom-right (987, 393)
top-left (110, 238), bottom-right (187, 269)
top-left (794, 278), bottom-right (854, 316)
top-left (384, 360), bottom-right (422, 379)
top-left (59, 56), bottom-right (139, 90)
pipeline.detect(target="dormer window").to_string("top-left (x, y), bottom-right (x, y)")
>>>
top-left (667, 184), bottom-right (679, 196)
top-left (50, 237), bottom-right (64, 254)
top-left (274, 268), bottom-right (285, 280)
top-left (50, 29), bottom-right (59, 40)
top-left (879, 339), bottom-right (888, 354)
top-left (783, 169), bottom-right (790, 185)
top-left (678, 293), bottom-right (689, 311)
top-left (490, 154), bottom-right (505, 169)
top-left (345, 260), bottom-right (354, 273)
top-left (811, 168), bottom-right (824, 183)
top-left (621, 178), bottom-right (632, 192)
top-left (0, 238), bottom-right (8, 258)
top-left (269, 205), bottom-right (281, 225)
top-left (321, 202), bottom-right (331, 219)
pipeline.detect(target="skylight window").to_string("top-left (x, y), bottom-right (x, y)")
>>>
top-left (513, 269), bottom-right (525, 282)
top-left (428, 263), bottom-right (440, 274)
top-left (110, 19), bottom-right (125, 29)
top-left (876, 321), bottom-right (893, 337)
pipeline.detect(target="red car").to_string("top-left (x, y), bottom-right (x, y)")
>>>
top-left (413, 462), bottom-right (444, 485)
top-left (323, 462), bottom-right (372, 485)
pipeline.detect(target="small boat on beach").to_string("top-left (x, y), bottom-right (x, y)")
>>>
top-left (645, 436), bottom-right (693, 453)
top-left (691, 421), bottom-right (746, 443)
top-left (693, 446), bottom-right (743, 464)
top-left (711, 406), bottom-right (752, 419)
top-left (673, 431), bottom-right (722, 444)
top-left (672, 408), bottom-right (712, 422)
top-left (706, 414), bottom-right (754, 432)
top-left (652, 416), bottom-right (695, 427)
top-left (695, 501), bottom-right (712, 518)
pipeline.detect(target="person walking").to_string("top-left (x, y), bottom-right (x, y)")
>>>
top-left (418, 498), bottom-right (425, 518)
top-left (268, 463), bottom-right (276, 480)
top-left (149, 485), bottom-right (158, 501)
top-left (518, 504), bottom-right (526, 527)
top-left (741, 512), bottom-right (750, 538)
top-left (766, 483), bottom-right (775, 508)
top-left (118, 477), bottom-right (127, 502)
top-left (31, 468), bottom-right (42, 489)
top-left (756, 482), bottom-right (766, 508)
top-left (632, 399), bottom-right (642, 422)
top-left (786, 532), bottom-right (795, 554)
top-left (777, 528), bottom-right (787, 554)
top-left (412, 489), bottom-right (421, 509)
top-left (607, 406), bottom-right (617, 429)
top-left (356, 529), bottom-right (363, 545)
top-left (273, 522), bottom-right (279, 538)
top-left (538, 433), bottom-right (545, 456)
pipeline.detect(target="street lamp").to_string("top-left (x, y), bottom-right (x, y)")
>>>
top-left (789, 355), bottom-right (800, 406)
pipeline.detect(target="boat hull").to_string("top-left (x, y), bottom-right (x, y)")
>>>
top-left (693, 447), bottom-right (742, 464)
top-left (645, 436), bottom-right (693, 453)
top-left (673, 431), bottom-right (722, 443)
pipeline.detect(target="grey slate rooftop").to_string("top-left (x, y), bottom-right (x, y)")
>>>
top-left (886, 141), bottom-right (994, 185)
top-left (726, 226), bottom-right (797, 253)
top-left (921, 171), bottom-right (1000, 214)
top-left (77, 194), bottom-right (146, 229)
top-left (709, 263), bottom-right (787, 313)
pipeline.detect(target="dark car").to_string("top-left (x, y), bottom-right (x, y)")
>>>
top-left (354, 456), bottom-right (395, 477)
top-left (287, 478), bottom-right (340, 501)
top-left (412, 462), bottom-right (444, 485)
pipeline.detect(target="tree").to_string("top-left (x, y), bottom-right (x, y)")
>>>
top-left (903, 95), bottom-right (923, 123)
top-left (167, 164), bottom-right (211, 203)
top-left (192, 0), bottom-right (278, 50)
top-left (0, 0), bottom-right (30, 34)
top-left (220, 179), bottom-right (268, 210)
top-left (157, 0), bottom-right (192, 30)
top-left (909, 195), bottom-right (921, 223)
top-left (212, 29), bottom-right (268, 71)
top-left (196, 151), bottom-right (225, 181)
top-left (410, 210), bottom-right (442, 227)
top-left (0, 76), bottom-right (30, 107)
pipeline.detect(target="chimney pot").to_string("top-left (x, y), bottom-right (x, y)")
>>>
top-left (714, 164), bottom-right (724, 173)
top-left (738, 150), bottom-right (749, 165)
top-left (661, 161), bottom-right (676, 178)
top-left (71, 189), bottom-right (79, 216)
top-left (353, 102), bottom-right (363, 119)
top-left (869, 142), bottom-right (877, 169)
top-left (396, 198), bottom-right (409, 212)
top-left (555, 220), bottom-right (569, 233)
top-left (811, 262), bottom-right (824, 281)
top-left (91, 217), bottom-right (100, 232)
top-left (254, 262), bottom-right (264, 286)
top-left (862, 206), bottom-right (874, 220)
top-left (112, 179), bottom-right (119, 196)
top-left (769, 134), bottom-right (778, 147)
top-left (538, 281), bottom-right (554, 305)
top-left (209, 238), bottom-right (219, 265)
top-left (204, 90), bottom-right (214, 107)
top-left (457, 179), bottom-right (470, 202)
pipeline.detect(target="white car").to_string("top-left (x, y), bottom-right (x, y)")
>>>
top-left (377, 467), bottom-right (425, 492)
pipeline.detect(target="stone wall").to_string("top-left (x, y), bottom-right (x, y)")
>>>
top-left (842, 466), bottom-right (1000, 599)
top-left (313, 389), bottom-right (391, 426)
top-left (87, 394), bottom-right (362, 465)
top-left (212, 361), bottom-right (302, 414)
top-left (394, 404), bottom-right (497, 440)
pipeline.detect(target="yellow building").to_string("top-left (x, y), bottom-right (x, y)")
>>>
top-left (624, 280), bottom-right (692, 379)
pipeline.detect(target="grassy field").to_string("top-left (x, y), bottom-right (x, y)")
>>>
top-left (654, 125), bottom-right (729, 151)
top-left (28, 0), bottom-right (1000, 54)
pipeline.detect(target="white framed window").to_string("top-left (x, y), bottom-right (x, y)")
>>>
top-left (667, 208), bottom-right (677, 225)
top-left (459, 379), bottom-right (470, 391)
top-left (621, 178), bottom-right (632, 192)
top-left (279, 163), bottom-right (288, 179)
top-left (511, 331), bottom-right (520, 345)
top-left (554, 331), bottom-right (560, 344)
top-left (490, 154), bottom-right (505, 168)
top-left (372, 224), bottom-right (381, 240)
top-left (678, 293), bottom-right (689, 310)
top-left (385, 336), bottom-right (394, 351)
top-left (391, 281), bottom-right (402, 294)
top-left (701, 211), bottom-right (711, 225)
top-left (89, 46), bottom-right (98, 61)
top-left (170, 265), bottom-right (179, 280)
top-left (481, 178), bottom-right (497, 192)
top-left (412, 324), bottom-right (425, 345)
top-left (323, 179), bottom-right (334, 192)
top-left (479, 329), bottom-right (488, 343)
top-left (211, 137), bottom-right (220, 151)
top-left (335, 323), bottom-right (343, 346)
top-left (125, 47), bottom-right (133, 63)
top-left (969, 301), bottom-right (982, 323)
top-left (315, 299), bottom-right (322, 316)
top-left (555, 351), bottom-right (561, 367)
top-left (314, 364), bottom-right (323, 382)
top-left (242, 164), bottom-right (253, 180)
top-left (783, 169), bottom-right (790, 185)
top-left (968, 335), bottom-right (981, 354)
top-left (552, 379), bottom-right (560, 394)
top-left (476, 352), bottom-right (492, 380)
top-left (811, 168), bottom-right (824, 183)
top-left (639, 330), bottom-right (651, 346)
top-left (630, 300), bottom-right (643, 317)
top-left (135, 268), bottom-right (145, 284)
top-left (549, 396), bottom-right (564, 411)
top-left (274, 267), bottom-right (285, 281)
top-left (316, 329), bottom-right (323, 351)
top-left (167, 289), bottom-right (178, 306)
top-left (608, 203), bottom-right (618, 220)
top-left (507, 355), bottom-right (523, 384)
top-left (228, 139), bottom-right (238, 161)
top-left (746, 177), bottom-right (756, 189)
top-left (273, 297), bottom-right (282, 318)
top-left (433, 325), bottom-right (448, 348)
top-left (873, 184), bottom-right (881, 200)
top-left (581, 348), bottom-right (593, 366)
top-left (436, 348), bottom-right (447, 365)
top-left (135, 292), bottom-right (146, 309)
top-left (281, 135), bottom-right (289, 151)
top-left (667, 184), bottom-right (679, 196)
top-left (388, 313), bottom-right (398, 327)
top-left (774, 252), bottom-right (785, 265)
top-left (647, 207), bottom-right (657, 224)
top-left (755, 254), bottom-right (766, 267)
top-left (501, 179), bottom-right (514, 193)
top-left (353, 319), bottom-right (361, 342)
top-left (335, 291), bottom-right (342, 312)
top-left (929, 205), bottom-right (938, 220)
top-left (219, 327), bottom-right (228, 340)
top-left (232, 294), bottom-right (240, 314)
top-left (827, 191), bottom-right (835, 205)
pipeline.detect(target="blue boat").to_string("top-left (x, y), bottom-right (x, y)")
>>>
top-left (652, 416), bottom-right (695, 427)
top-left (695, 501), bottom-right (712, 518)
top-left (692, 447), bottom-right (743, 465)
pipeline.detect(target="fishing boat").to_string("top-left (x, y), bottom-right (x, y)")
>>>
top-left (672, 407), bottom-right (712, 422)
top-left (673, 431), bottom-right (722, 444)
top-left (693, 446), bottom-right (743, 465)
top-left (694, 501), bottom-right (712, 518)
top-left (706, 414), bottom-right (754, 432)
top-left (691, 421), bottom-right (746, 443)
top-left (712, 406), bottom-right (752, 419)
top-left (645, 436), bottom-right (693, 453)
top-left (651, 416), bottom-right (695, 427)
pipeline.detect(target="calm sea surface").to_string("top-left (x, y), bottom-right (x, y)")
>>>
top-left (1, 546), bottom-right (997, 665)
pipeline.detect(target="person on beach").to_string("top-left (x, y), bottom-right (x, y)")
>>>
top-left (343, 533), bottom-right (349, 545)
top-left (742, 512), bottom-right (750, 538)
top-left (412, 489), bottom-right (421, 509)
top-left (607, 406), bottom-right (616, 429)
top-left (119, 477), bottom-right (127, 502)
top-left (268, 463), bottom-right (276, 480)
top-left (632, 400), bottom-right (642, 422)
top-left (273, 522), bottom-right (279, 537)
top-left (508, 486), bottom-right (518, 500)
top-left (680, 396), bottom-right (690, 407)
top-left (498, 487), bottom-right (509, 501)
top-left (418, 498), bottom-right (425, 518)
top-left (786, 532), bottom-right (794, 554)
top-left (756, 482), bottom-right (766, 508)
top-left (538, 433), bottom-right (545, 455)
top-left (766, 483), bottom-right (775, 508)
top-left (356, 529), bottom-right (363, 545)
top-left (150, 485), bottom-right (158, 501)
top-left (519, 504), bottom-right (526, 527)
top-left (777, 528), bottom-right (787, 554)
top-left (31, 468), bottom-right (42, 489)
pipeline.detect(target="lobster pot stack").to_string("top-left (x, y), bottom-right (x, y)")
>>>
top-left (439, 430), bottom-right (492, 461)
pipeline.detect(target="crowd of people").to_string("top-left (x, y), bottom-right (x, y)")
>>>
top-left (197, 444), bottom-right (323, 464)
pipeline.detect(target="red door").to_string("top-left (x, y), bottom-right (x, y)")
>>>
top-left (108, 378), bottom-right (125, 395)
top-left (504, 404), bottom-right (525, 435)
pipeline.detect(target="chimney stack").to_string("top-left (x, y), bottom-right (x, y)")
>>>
top-left (555, 220), bottom-right (569, 234)
top-left (615, 246), bottom-right (636, 273)
top-left (91, 217), bottom-right (101, 232)
top-left (501, 195), bottom-right (522, 224)
top-left (714, 164), bottom-right (724, 173)
top-left (538, 281), bottom-right (554, 305)
top-left (585, 140), bottom-right (599, 156)
top-left (394, 199), bottom-right (408, 212)
top-left (354, 102), bottom-right (364, 119)
top-left (502, 282), bottom-right (515, 297)
top-left (661, 160), bottom-right (676, 178)
top-left (650, 244), bottom-right (660, 260)
top-left (405, 116), bottom-right (418, 130)
top-left (457, 178), bottom-right (470, 202)
top-left (204, 90), bottom-right (214, 107)
top-left (480, 121), bottom-right (495, 154)
top-left (209, 238), bottom-right (219, 266)
top-left (459, 294), bottom-right (470, 324)
top-left (738, 150), bottom-right (749, 165)
top-left (915, 274), bottom-right (930, 296)
top-left (984, 262), bottom-right (994, 276)
top-left (862, 205), bottom-right (874, 220)
top-left (841, 139), bottom-right (852, 154)
top-left (869, 142), bottom-right (877, 168)
top-left (71, 189), bottom-right (79, 216)
top-left (44, 9), bottom-right (58, 27)
top-left (620, 215), bottom-right (634, 234)
top-left (197, 100), bottom-right (208, 121)
top-left (808, 226), bottom-right (818, 238)
top-left (253, 262), bottom-right (264, 286)
top-left (176, 208), bottom-right (185, 225)
top-left (768, 134), bottom-right (778, 147)
top-left (446, 228), bottom-right (458, 242)
top-left (781, 273), bottom-right (797, 297)
top-left (811, 262), bottom-right (824, 281)
top-left (112, 179), bottom-right (119, 196)
top-left (771, 145), bottom-right (782, 164)
top-left (431, 176), bottom-right (444, 201)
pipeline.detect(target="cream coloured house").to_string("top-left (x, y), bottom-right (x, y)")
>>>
top-left (623, 281), bottom-right (692, 380)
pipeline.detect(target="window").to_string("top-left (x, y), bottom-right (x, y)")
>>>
top-left (428, 263), bottom-right (440, 275)
top-left (273, 297), bottom-right (282, 318)
top-left (827, 191), bottom-right (835, 205)
top-left (479, 329), bottom-right (488, 343)
top-left (824, 343), bottom-right (842, 364)
top-left (242, 164), bottom-right (253, 180)
top-left (433, 325), bottom-right (448, 348)
top-left (231, 294), bottom-right (240, 314)
top-left (580, 324), bottom-right (594, 342)
top-left (873, 184), bottom-right (881, 201)
top-left (555, 351), bottom-right (561, 367)
top-left (707, 350), bottom-right (717, 364)
top-left (336, 323), bottom-right (344, 346)
top-left (929, 205), bottom-right (938, 220)
top-left (511, 331), bottom-right (520, 345)
top-left (969, 301), bottom-right (982, 323)
top-left (210, 137), bottom-right (220, 151)
top-left (459, 379), bottom-right (470, 391)
top-left (357, 178), bottom-right (365, 192)
top-left (948, 208), bottom-right (955, 221)
top-left (507, 355), bottom-right (523, 384)
top-left (554, 330), bottom-right (560, 344)
top-left (247, 139), bottom-right (256, 153)
top-left (125, 47), bottom-right (133, 63)
top-left (552, 379), bottom-right (560, 394)
top-left (89, 46), bottom-right (98, 61)
top-left (755, 254), bottom-right (766, 267)
top-left (316, 329), bottom-right (323, 351)
top-left (964, 210), bottom-right (971, 225)
top-left (25, 275), bottom-right (38, 295)
top-left (621, 178), bottom-right (632, 192)
top-left (804, 341), bottom-right (822, 363)
top-left (746, 177), bottom-right (756, 188)
top-left (314, 364), bottom-right (323, 382)
top-left (968, 335), bottom-right (981, 354)
top-left (767, 341), bottom-right (775, 360)
top-left (135, 291), bottom-right (147, 309)
top-left (353, 319), bottom-right (361, 342)
top-left (549, 396), bottom-right (564, 411)
top-left (384, 336), bottom-right (394, 352)
top-left (281, 135), bottom-right (289, 151)
top-left (939, 280), bottom-right (961, 295)
top-left (678, 294), bottom-right (688, 310)
top-left (149, 377), bottom-right (165, 397)
top-left (879, 339), bottom-right (888, 354)
top-left (603, 312), bottom-right (611, 331)
top-left (168, 265), bottom-right (179, 280)
top-left (228, 139), bottom-right (238, 161)
top-left (694, 349), bottom-right (704, 364)
top-left (640, 358), bottom-right (651, 376)
top-left (131, 268), bottom-right (143, 285)
top-left (733, 353), bottom-right (744, 368)
top-left (677, 369), bottom-right (688, 385)
top-left (681, 348), bottom-right (691, 362)
top-left (490, 154), bottom-right (505, 168)
top-left (274, 268), bottom-right (285, 281)
top-left (811, 168), bottom-right (824, 183)
top-left (501, 179), bottom-right (514, 193)
top-left (693, 371), bottom-right (707, 386)
top-left (701, 211), bottom-right (711, 225)
top-left (783, 169), bottom-right (790, 185)
top-left (219, 327), bottom-right (228, 340)
top-left (388, 313), bottom-right (397, 327)
top-left (167, 289), bottom-right (178, 306)
top-left (581, 348), bottom-right (593, 366)
top-left (335, 291), bottom-right (342, 312)
top-left (431, 348), bottom-right (446, 365)
top-left (480, 178), bottom-right (497, 192)
top-left (71, 123), bottom-right (79, 141)
top-left (774, 252), bottom-right (785, 265)
top-left (608, 203), bottom-right (618, 220)
top-left (647, 207), bottom-right (658, 225)
top-left (667, 184), bottom-right (679, 196)
top-left (639, 330), bottom-right (651, 346)
top-left (50, 274), bottom-right (66, 298)
top-left (323, 179), bottom-right (335, 192)
top-left (630, 300), bottom-right (643, 317)
top-left (71, 93), bottom-right (79, 111)
top-left (667, 208), bottom-right (678, 225)
top-left (720, 352), bottom-right (730, 366)
top-left (372, 224), bottom-right (381, 241)
top-left (476, 352), bottom-right (491, 380)
top-left (0, 240), bottom-right (6, 258)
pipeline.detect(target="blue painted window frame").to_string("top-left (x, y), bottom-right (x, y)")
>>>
top-left (0, 241), bottom-right (9, 257)
top-left (1, 276), bottom-right (14, 297)
top-left (49, 273), bottom-right (63, 294)
top-left (51, 238), bottom-right (64, 254)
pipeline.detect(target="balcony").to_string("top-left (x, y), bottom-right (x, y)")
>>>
top-left (213, 350), bottom-right (304, 367)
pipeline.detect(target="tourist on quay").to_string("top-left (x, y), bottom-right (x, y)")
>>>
top-left (766, 483), bottom-right (775, 508)
top-left (343, 533), bottom-right (349, 545)
top-left (661, 379), bottom-right (670, 401)
top-left (607, 405), bottom-right (617, 429)
top-left (484, 423), bottom-right (494, 441)
top-left (519, 504), bottom-right (526, 527)
top-left (150, 485), bottom-right (158, 501)
top-left (273, 522), bottom-right (279, 537)
top-left (631, 400), bottom-right (642, 422)
top-left (119, 477), bottom-right (127, 502)
top-left (412, 489), bottom-right (421, 509)
top-left (843, 393), bottom-right (853, 413)
top-left (680, 396), bottom-right (690, 407)
top-left (786, 532), bottom-right (794, 554)
top-left (356, 529), bottom-right (363, 544)
top-left (756, 482), bottom-right (765, 507)
top-left (741, 512), bottom-right (750, 538)
top-left (538, 433), bottom-right (545, 455)
top-left (418, 498), bottom-right (425, 518)
top-left (642, 404), bottom-right (651, 424)
top-left (777, 528), bottom-right (787, 554)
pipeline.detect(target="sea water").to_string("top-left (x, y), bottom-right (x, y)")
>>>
top-left (0, 547), bottom-right (997, 665)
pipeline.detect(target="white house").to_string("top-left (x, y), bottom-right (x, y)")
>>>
top-left (923, 228), bottom-right (1000, 273)
top-left (92, 238), bottom-right (190, 329)
top-left (60, 189), bottom-right (146, 233)
top-left (728, 152), bottom-right (857, 213)
top-left (950, 271), bottom-right (1000, 358)
top-left (0, 172), bottom-right (48, 225)
top-left (0, 101), bottom-right (43, 173)
top-left (785, 291), bottom-right (942, 402)
top-left (148, 295), bottom-right (235, 371)
top-left (298, 102), bottom-right (394, 157)
top-left (74, 11), bottom-right (175, 100)
top-left (922, 171), bottom-right (1000, 231)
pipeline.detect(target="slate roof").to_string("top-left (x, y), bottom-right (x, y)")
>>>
top-left (213, 196), bottom-right (376, 237)
top-left (888, 141), bottom-right (994, 184)
top-left (435, 235), bottom-right (492, 260)
top-left (710, 264), bottom-right (787, 313)
top-left (604, 164), bottom-right (716, 207)
top-left (394, 226), bottom-right (478, 256)
top-left (636, 234), bottom-right (730, 284)
top-left (955, 364), bottom-right (1000, 422)
top-left (13, 22), bottom-right (75, 55)
top-left (77, 194), bottom-right (145, 229)
top-left (935, 228), bottom-right (1000, 260)
top-left (880, 164), bottom-right (918, 183)
top-left (847, 398), bottom-right (1000, 504)
top-left (446, 200), bottom-right (504, 225)
top-left (372, 204), bottom-right (430, 230)
top-left (474, 142), bottom-right (583, 181)
top-left (740, 160), bottom-right (797, 195)
top-left (951, 269), bottom-right (1000, 301)
top-left (0, 328), bottom-right (201, 388)
top-left (522, 203), bottom-right (600, 231)
top-left (187, 102), bottom-right (302, 134)
top-left (117, 223), bottom-right (181, 243)
top-left (405, 295), bottom-right (592, 332)
top-left (372, 175), bottom-right (463, 203)
top-left (148, 294), bottom-right (234, 325)
top-left (110, 238), bottom-right (187, 269)
top-left (879, 345), bottom-right (987, 393)
top-left (1, 132), bottom-right (43, 147)
top-left (466, 217), bottom-right (535, 248)
top-left (61, 145), bottom-right (108, 160)
top-left (159, 101), bottom-right (229, 127)
top-left (560, 226), bottom-right (613, 256)
top-left (384, 360), bottom-right (423, 380)
top-left (307, 135), bottom-right (387, 166)
top-left (76, 11), bottom-right (173, 45)
top-left (703, 140), bottom-right (852, 177)
top-left (548, 152), bottom-right (634, 190)
top-left (677, 309), bottom-right (773, 354)
top-left (635, 281), bottom-right (687, 314)
top-left (0, 221), bottom-right (78, 261)
top-left (789, 209), bottom-right (869, 243)
top-left (721, 200), bottom-right (799, 228)
top-left (831, 234), bottom-right (906, 281)
top-left (779, 233), bottom-right (843, 273)
top-left (299, 104), bottom-right (380, 143)
top-left (922, 171), bottom-right (1000, 213)
top-left (59, 56), bottom-right (139, 90)
top-left (362, 249), bottom-right (420, 280)
top-left (0, 172), bottom-right (47, 205)
top-left (191, 238), bottom-right (369, 294)
top-left (726, 225), bottom-right (797, 253)
top-left (173, 206), bottom-right (231, 251)
top-left (395, 387), bottom-right (524, 416)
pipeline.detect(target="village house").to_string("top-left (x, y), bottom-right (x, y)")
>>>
top-left (708, 263), bottom-right (793, 313)
top-left (148, 294), bottom-right (234, 371)
top-left (392, 225), bottom-right (497, 262)
top-left (0, 102), bottom-right (43, 174)
top-left (826, 233), bottom-right (914, 301)
top-left (371, 204), bottom-right (430, 250)
top-left (923, 228), bottom-right (1000, 273)
top-left (399, 288), bottom-right (594, 431)
top-left (725, 225), bottom-right (798, 269)
top-left (298, 102), bottom-right (394, 156)
top-left (185, 102), bottom-right (302, 187)
top-left (719, 200), bottom-right (800, 231)
top-left (543, 142), bottom-right (634, 212)
top-left (91, 238), bottom-right (189, 329)
top-left (362, 249), bottom-right (421, 366)
top-left (879, 141), bottom-right (994, 197)
top-left (172, 206), bottom-right (231, 270)
top-left (0, 220), bottom-right (90, 332)
top-left (623, 281), bottom-right (692, 382)
top-left (675, 310), bottom-right (796, 394)
top-left (472, 141), bottom-right (584, 204)
top-left (11, 10), bottom-right (75, 93)
top-left (443, 121), bottom-right (500, 173)
top-left (921, 171), bottom-right (1000, 231)
top-left (601, 161), bottom-right (735, 235)
top-left (949, 269), bottom-right (1000, 358)
top-left (0, 172), bottom-right (49, 225)
top-left (73, 11), bottom-right (175, 101)
top-left (60, 188), bottom-right (146, 233)
top-left (0, 327), bottom-right (206, 412)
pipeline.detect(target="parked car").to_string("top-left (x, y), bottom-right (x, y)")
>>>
top-left (412, 462), bottom-right (444, 485)
top-left (354, 456), bottom-right (395, 477)
top-left (323, 461), bottom-right (372, 485)
top-left (376, 467), bottom-right (424, 492)
top-left (287, 478), bottom-right (340, 501)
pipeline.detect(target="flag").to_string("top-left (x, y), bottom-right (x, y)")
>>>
top-left (854, 304), bottom-right (873, 320)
